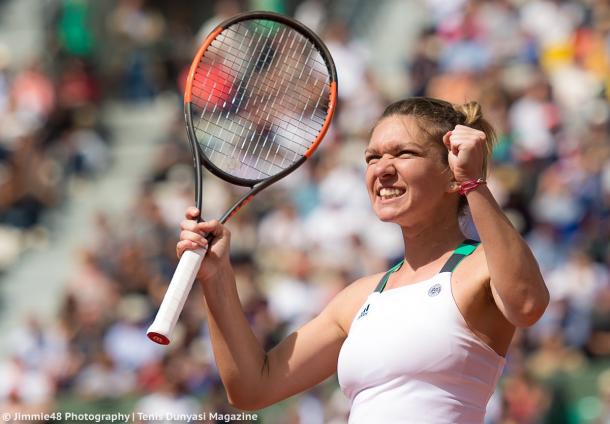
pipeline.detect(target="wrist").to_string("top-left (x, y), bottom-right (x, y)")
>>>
top-left (458, 178), bottom-right (486, 196)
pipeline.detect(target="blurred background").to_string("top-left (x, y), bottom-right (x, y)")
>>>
top-left (0, 0), bottom-right (609, 422)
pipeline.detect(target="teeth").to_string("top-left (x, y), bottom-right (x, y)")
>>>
top-left (379, 188), bottom-right (405, 199)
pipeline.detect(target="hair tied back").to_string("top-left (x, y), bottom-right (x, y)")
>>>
top-left (454, 101), bottom-right (482, 126)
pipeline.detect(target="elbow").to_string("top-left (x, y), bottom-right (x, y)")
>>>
top-left (512, 284), bottom-right (550, 328)
top-left (225, 382), bottom-right (269, 411)
top-left (227, 392), bottom-right (268, 411)
top-left (227, 395), bottom-right (261, 412)
top-left (223, 354), bottom-right (273, 411)
top-left (512, 307), bottom-right (546, 328)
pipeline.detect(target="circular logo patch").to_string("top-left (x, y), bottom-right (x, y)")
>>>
top-left (428, 283), bottom-right (442, 297)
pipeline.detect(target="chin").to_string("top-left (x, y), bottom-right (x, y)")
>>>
top-left (373, 208), bottom-right (404, 223)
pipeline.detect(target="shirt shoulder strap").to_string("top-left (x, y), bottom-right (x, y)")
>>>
top-left (373, 240), bottom-right (480, 293)
top-left (439, 239), bottom-right (480, 273)
top-left (374, 260), bottom-right (404, 293)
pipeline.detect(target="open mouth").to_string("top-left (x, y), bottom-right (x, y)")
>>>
top-left (378, 187), bottom-right (406, 200)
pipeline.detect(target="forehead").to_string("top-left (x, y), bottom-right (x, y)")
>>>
top-left (367, 115), bottom-right (429, 151)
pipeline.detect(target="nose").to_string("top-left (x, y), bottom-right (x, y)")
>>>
top-left (373, 154), bottom-right (396, 179)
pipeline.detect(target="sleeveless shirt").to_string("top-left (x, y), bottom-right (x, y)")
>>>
top-left (337, 241), bottom-right (506, 424)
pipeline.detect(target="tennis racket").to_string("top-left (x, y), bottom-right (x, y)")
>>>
top-left (147, 11), bottom-right (337, 345)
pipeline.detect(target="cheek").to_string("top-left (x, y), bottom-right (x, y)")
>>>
top-left (364, 166), bottom-right (375, 186)
top-left (398, 161), bottom-right (448, 191)
top-left (397, 159), bottom-right (431, 179)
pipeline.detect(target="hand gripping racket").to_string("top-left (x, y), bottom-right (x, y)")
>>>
top-left (147, 11), bottom-right (337, 344)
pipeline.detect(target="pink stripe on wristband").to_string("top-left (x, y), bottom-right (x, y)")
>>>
top-left (458, 178), bottom-right (486, 195)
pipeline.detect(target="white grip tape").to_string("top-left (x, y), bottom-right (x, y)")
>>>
top-left (147, 247), bottom-right (207, 344)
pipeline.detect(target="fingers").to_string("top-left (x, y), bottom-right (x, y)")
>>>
top-left (450, 125), bottom-right (486, 141)
top-left (182, 207), bottom-right (225, 235)
top-left (445, 126), bottom-right (486, 152)
top-left (177, 218), bottom-right (229, 258)
top-left (196, 220), bottom-right (226, 238)
top-left (176, 239), bottom-right (202, 258)
top-left (443, 131), bottom-right (452, 150)
top-left (443, 131), bottom-right (460, 155)
top-left (180, 228), bottom-right (208, 247)
top-left (180, 218), bottom-right (227, 238)
top-left (185, 207), bottom-right (200, 220)
top-left (176, 221), bottom-right (210, 258)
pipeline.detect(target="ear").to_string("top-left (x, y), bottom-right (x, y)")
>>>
top-left (442, 161), bottom-right (459, 194)
top-left (446, 178), bottom-right (460, 194)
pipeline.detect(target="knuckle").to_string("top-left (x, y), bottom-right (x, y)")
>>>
top-left (182, 219), bottom-right (197, 230)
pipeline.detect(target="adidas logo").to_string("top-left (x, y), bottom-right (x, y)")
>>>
top-left (357, 304), bottom-right (370, 320)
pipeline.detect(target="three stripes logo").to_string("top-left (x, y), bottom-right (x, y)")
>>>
top-left (357, 304), bottom-right (370, 320)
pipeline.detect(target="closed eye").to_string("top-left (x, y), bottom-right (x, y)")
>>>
top-left (365, 149), bottom-right (419, 164)
top-left (398, 150), bottom-right (417, 158)
top-left (365, 154), bottom-right (380, 165)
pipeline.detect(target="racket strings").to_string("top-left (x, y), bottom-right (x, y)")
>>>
top-left (190, 19), bottom-right (332, 181)
top-left (191, 29), bottom-right (328, 134)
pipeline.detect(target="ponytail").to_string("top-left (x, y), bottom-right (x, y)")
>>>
top-left (454, 101), bottom-right (482, 126)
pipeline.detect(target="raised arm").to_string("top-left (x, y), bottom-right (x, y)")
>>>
top-left (444, 126), bottom-right (549, 327)
top-left (466, 184), bottom-right (549, 326)
top-left (178, 208), bottom-right (350, 410)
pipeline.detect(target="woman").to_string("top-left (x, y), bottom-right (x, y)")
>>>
top-left (177, 97), bottom-right (549, 423)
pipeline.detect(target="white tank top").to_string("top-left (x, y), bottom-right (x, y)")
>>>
top-left (337, 245), bottom-right (506, 424)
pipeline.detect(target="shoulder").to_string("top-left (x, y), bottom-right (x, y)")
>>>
top-left (451, 242), bottom-right (494, 306)
top-left (453, 242), bottom-right (490, 287)
top-left (321, 272), bottom-right (385, 337)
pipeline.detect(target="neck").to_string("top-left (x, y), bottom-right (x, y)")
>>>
top-left (399, 212), bottom-right (465, 272)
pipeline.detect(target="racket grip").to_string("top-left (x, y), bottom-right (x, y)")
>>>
top-left (147, 247), bottom-right (207, 345)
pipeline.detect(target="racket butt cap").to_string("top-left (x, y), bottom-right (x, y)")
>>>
top-left (147, 332), bottom-right (170, 345)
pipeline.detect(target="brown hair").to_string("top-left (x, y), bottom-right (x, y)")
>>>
top-left (377, 97), bottom-right (497, 211)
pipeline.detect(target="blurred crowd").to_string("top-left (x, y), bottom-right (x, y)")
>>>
top-left (0, 45), bottom-right (109, 271)
top-left (2, 0), bottom-right (610, 423)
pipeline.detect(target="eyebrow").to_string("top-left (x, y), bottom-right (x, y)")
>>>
top-left (364, 141), bottom-right (424, 155)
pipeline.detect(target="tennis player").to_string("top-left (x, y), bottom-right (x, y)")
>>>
top-left (177, 97), bottom-right (549, 423)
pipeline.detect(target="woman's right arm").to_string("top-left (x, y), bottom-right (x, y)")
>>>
top-left (178, 208), bottom-right (352, 411)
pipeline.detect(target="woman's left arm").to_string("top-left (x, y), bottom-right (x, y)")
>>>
top-left (466, 185), bottom-right (549, 327)
top-left (445, 125), bottom-right (549, 327)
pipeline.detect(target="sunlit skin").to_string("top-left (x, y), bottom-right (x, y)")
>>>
top-left (173, 107), bottom-right (549, 411)
top-left (365, 115), bottom-right (461, 236)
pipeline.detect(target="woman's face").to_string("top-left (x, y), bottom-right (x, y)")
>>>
top-left (365, 115), bottom-right (454, 226)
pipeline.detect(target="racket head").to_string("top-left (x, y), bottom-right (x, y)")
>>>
top-left (184, 11), bottom-right (337, 191)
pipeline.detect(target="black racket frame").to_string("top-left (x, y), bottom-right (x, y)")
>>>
top-left (184, 11), bottom-right (337, 224)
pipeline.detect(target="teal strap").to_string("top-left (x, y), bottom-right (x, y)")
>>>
top-left (374, 239), bottom-right (480, 293)
top-left (374, 259), bottom-right (404, 293)
top-left (439, 239), bottom-right (480, 273)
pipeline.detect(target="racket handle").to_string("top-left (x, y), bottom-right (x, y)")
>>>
top-left (147, 247), bottom-right (207, 345)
